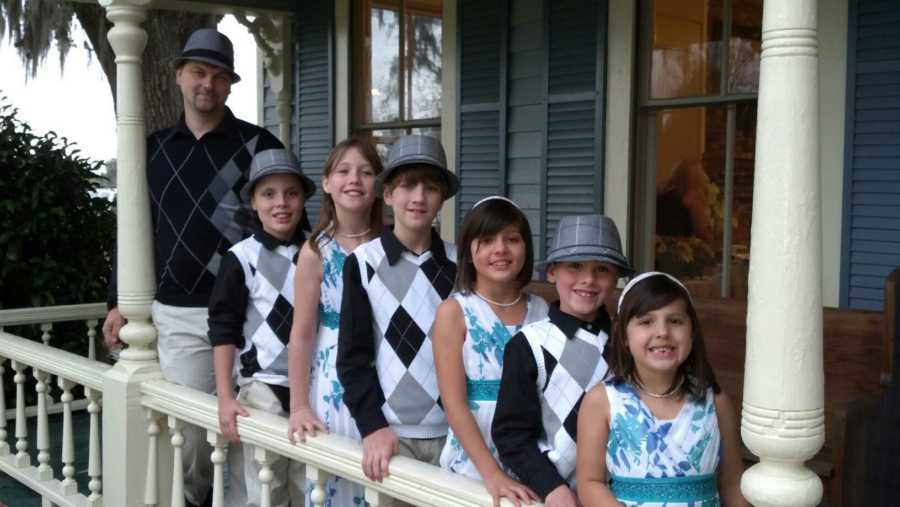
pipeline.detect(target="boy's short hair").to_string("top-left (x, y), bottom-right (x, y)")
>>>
top-left (382, 164), bottom-right (450, 200)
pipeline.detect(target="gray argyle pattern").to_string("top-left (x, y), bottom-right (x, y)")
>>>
top-left (354, 238), bottom-right (457, 435)
top-left (520, 319), bottom-right (609, 486)
top-left (230, 235), bottom-right (296, 386)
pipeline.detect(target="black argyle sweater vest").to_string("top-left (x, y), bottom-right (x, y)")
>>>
top-left (353, 237), bottom-right (457, 438)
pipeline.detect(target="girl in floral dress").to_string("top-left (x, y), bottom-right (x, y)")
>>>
top-left (433, 196), bottom-right (549, 506)
top-left (287, 138), bottom-right (384, 506)
top-left (576, 272), bottom-right (748, 507)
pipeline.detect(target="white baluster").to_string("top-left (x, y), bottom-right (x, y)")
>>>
top-left (255, 447), bottom-right (276, 507)
top-left (86, 319), bottom-right (99, 361)
top-left (86, 387), bottom-right (102, 505)
top-left (365, 488), bottom-right (397, 507)
top-left (59, 378), bottom-right (77, 495)
top-left (34, 368), bottom-right (52, 479)
top-left (306, 465), bottom-right (333, 507)
top-left (207, 431), bottom-right (227, 507)
top-left (40, 322), bottom-right (52, 346)
top-left (169, 416), bottom-right (186, 507)
top-left (0, 357), bottom-right (8, 456)
top-left (144, 409), bottom-right (161, 507)
top-left (12, 360), bottom-right (29, 467)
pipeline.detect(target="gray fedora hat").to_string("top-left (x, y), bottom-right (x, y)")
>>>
top-left (173, 28), bottom-right (241, 83)
top-left (376, 135), bottom-right (459, 199)
top-left (241, 149), bottom-right (316, 202)
top-left (536, 214), bottom-right (633, 275)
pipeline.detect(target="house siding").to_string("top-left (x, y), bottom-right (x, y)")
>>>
top-left (841, 0), bottom-right (900, 310)
top-left (457, 0), bottom-right (607, 258)
top-left (263, 0), bottom-right (333, 226)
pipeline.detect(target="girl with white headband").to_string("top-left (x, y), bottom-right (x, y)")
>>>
top-left (576, 272), bottom-right (748, 507)
top-left (432, 195), bottom-right (549, 506)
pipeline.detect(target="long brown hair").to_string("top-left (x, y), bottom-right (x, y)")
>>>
top-left (607, 274), bottom-right (719, 400)
top-left (309, 137), bottom-right (384, 256)
top-left (455, 198), bottom-right (534, 293)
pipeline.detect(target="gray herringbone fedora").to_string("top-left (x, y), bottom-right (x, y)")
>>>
top-left (173, 28), bottom-right (241, 83)
top-left (241, 149), bottom-right (316, 201)
top-left (377, 135), bottom-right (459, 198)
top-left (536, 214), bottom-right (633, 275)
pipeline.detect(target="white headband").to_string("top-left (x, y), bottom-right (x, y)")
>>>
top-left (472, 195), bottom-right (522, 210)
top-left (617, 271), bottom-right (692, 314)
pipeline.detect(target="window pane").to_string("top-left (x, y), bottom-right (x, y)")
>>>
top-left (406, 3), bottom-right (442, 120)
top-left (728, 0), bottom-right (762, 94)
top-left (651, 0), bottom-right (723, 99)
top-left (368, 3), bottom-right (401, 123)
top-left (654, 106), bottom-right (726, 296)
top-left (726, 102), bottom-right (757, 298)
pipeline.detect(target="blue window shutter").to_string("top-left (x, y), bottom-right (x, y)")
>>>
top-left (457, 0), bottom-right (506, 224)
top-left (841, 0), bottom-right (900, 310)
top-left (544, 0), bottom-right (605, 249)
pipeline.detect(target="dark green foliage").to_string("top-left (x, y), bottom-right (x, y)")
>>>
top-left (0, 95), bottom-right (114, 311)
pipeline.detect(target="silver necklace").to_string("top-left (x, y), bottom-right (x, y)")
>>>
top-left (474, 290), bottom-right (523, 308)
top-left (338, 227), bottom-right (371, 239)
top-left (633, 376), bottom-right (682, 399)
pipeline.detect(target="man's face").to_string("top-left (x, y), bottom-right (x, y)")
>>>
top-left (175, 61), bottom-right (232, 116)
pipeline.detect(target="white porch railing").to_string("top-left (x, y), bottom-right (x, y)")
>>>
top-left (0, 303), bottom-right (109, 507)
top-left (0, 305), bottom-right (538, 506)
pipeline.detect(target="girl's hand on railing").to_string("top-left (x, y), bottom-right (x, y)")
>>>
top-left (102, 308), bottom-right (126, 348)
top-left (361, 426), bottom-right (400, 482)
top-left (217, 397), bottom-right (249, 443)
top-left (287, 407), bottom-right (328, 443)
top-left (484, 469), bottom-right (539, 507)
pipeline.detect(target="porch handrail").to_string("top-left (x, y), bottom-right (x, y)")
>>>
top-left (0, 331), bottom-right (110, 390)
top-left (0, 303), bottom-right (107, 328)
top-left (142, 379), bottom-right (536, 507)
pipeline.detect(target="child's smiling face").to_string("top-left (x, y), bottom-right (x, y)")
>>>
top-left (470, 224), bottom-right (526, 286)
top-left (251, 173), bottom-right (305, 241)
top-left (384, 178), bottom-right (443, 233)
top-left (323, 146), bottom-right (377, 213)
top-left (547, 260), bottom-right (618, 322)
top-left (625, 298), bottom-right (693, 378)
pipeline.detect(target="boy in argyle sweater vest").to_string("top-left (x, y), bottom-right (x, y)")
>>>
top-left (337, 135), bottom-right (459, 483)
top-left (492, 215), bottom-right (633, 507)
top-left (208, 149), bottom-right (315, 507)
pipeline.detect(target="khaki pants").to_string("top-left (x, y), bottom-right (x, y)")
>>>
top-left (394, 436), bottom-right (446, 507)
top-left (237, 381), bottom-right (305, 507)
top-left (153, 301), bottom-right (246, 507)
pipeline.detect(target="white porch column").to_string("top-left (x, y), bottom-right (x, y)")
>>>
top-left (98, 1), bottom-right (167, 505)
top-left (741, 0), bottom-right (824, 506)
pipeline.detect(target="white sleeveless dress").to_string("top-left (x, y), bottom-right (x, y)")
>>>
top-left (438, 292), bottom-right (549, 480)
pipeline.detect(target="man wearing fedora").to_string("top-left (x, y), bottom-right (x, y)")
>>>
top-left (102, 27), bottom-right (284, 506)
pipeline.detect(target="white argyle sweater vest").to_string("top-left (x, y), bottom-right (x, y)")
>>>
top-left (230, 236), bottom-right (297, 387)
top-left (520, 319), bottom-right (609, 486)
top-left (353, 237), bottom-right (457, 438)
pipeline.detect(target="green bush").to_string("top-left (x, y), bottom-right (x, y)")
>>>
top-left (0, 96), bottom-right (114, 311)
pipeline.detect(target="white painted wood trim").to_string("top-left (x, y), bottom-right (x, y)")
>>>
top-left (603, 0), bottom-right (637, 256)
top-left (0, 303), bottom-right (107, 327)
top-left (141, 380), bottom-right (535, 506)
top-left (439, 0), bottom-right (458, 243)
top-left (0, 332), bottom-right (110, 391)
top-left (334, 0), bottom-right (351, 141)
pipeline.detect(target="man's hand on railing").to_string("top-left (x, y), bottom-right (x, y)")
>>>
top-left (217, 396), bottom-right (250, 443)
top-left (361, 426), bottom-right (400, 482)
top-left (102, 307), bottom-right (127, 348)
top-left (287, 406), bottom-right (328, 443)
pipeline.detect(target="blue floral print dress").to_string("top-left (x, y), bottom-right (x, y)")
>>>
top-left (604, 381), bottom-right (721, 507)
top-left (306, 234), bottom-right (366, 507)
top-left (438, 292), bottom-right (549, 480)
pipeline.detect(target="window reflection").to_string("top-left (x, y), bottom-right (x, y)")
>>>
top-left (729, 0), bottom-right (762, 94)
top-left (653, 103), bottom-right (757, 299)
top-left (651, 0), bottom-right (723, 99)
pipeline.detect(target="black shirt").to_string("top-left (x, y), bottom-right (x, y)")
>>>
top-left (107, 108), bottom-right (283, 309)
